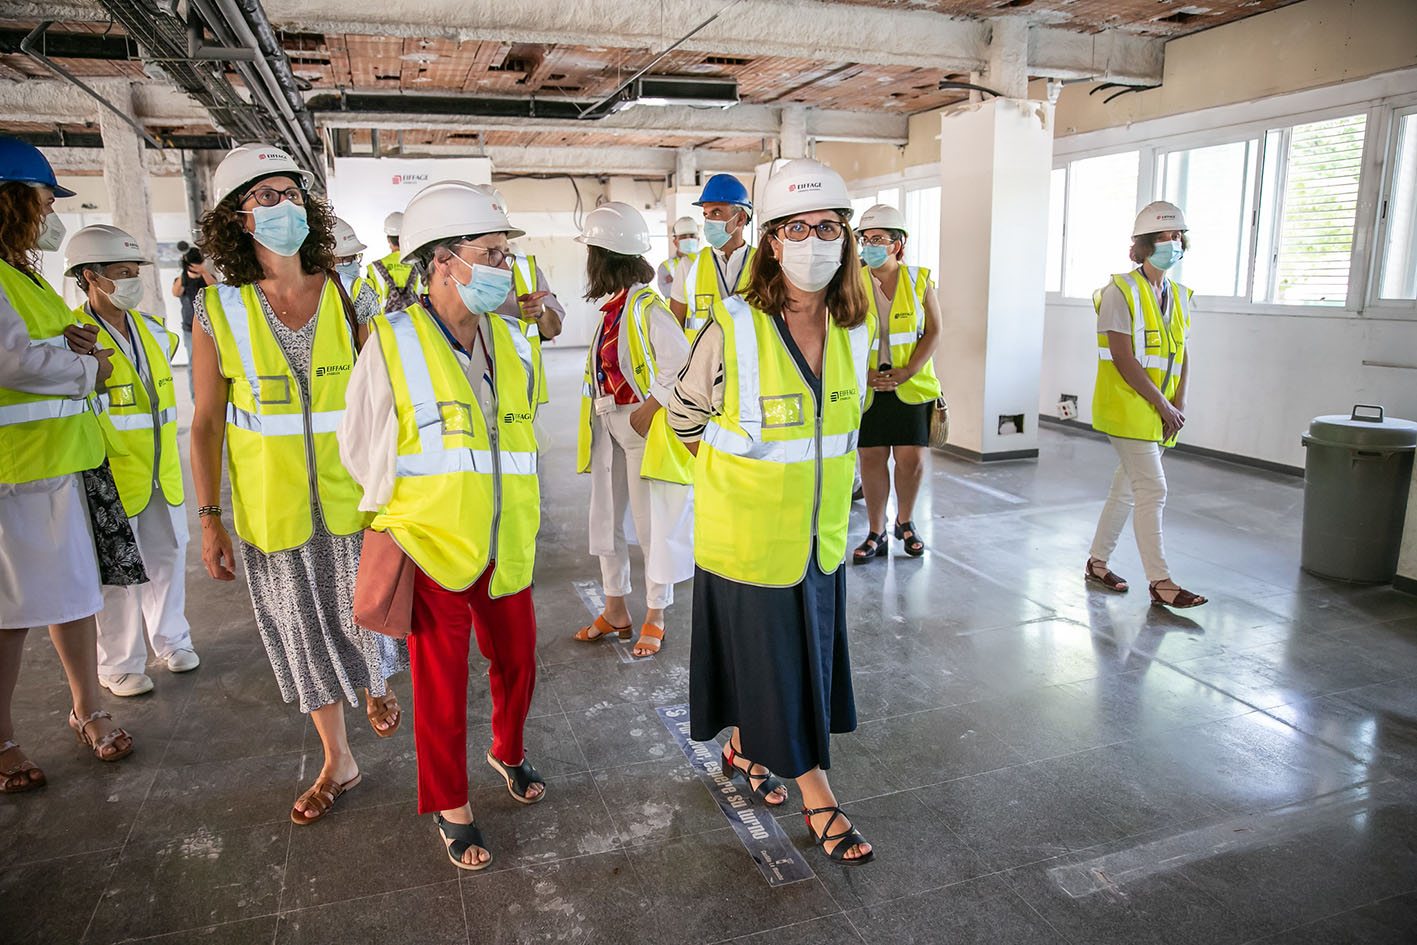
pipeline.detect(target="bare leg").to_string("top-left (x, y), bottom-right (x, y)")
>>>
top-left (859, 446), bottom-right (891, 535)
top-left (891, 446), bottom-right (925, 526)
top-left (294, 700), bottom-right (359, 821)
top-left (602, 594), bottom-right (631, 628)
top-left (49, 616), bottom-right (124, 745)
top-left (438, 802), bottom-right (491, 866)
top-left (797, 767), bottom-right (871, 860)
top-left (0, 627), bottom-right (27, 743)
top-left (633, 605), bottom-right (665, 658)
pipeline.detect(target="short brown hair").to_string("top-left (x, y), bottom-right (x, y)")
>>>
top-left (0, 182), bottom-right (45, 277)
top-left (196, 183), bottom-right (337, 287)
top-left (1130, 231), bottom-right (1190, 265)
top-left (584, 245), bottom-right (654, 300)
top-left (745, 213), bottom-right (869, 329)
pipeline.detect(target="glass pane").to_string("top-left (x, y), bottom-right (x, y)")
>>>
top-left (1063, 151), bottom-right (1139, 298)
top-left (903, 186), bottom-right (940, 271)
top-left (1158, 139), bottom-right (1256, 296)
top-left (1270, 113), bottom-right (1367, 305)
top-left (876, 187), bottom-right (901, 210)
top-left (1253, 129), bottom-right (1285, 302)
top-left (1379, 112), bottom-right (1417, 300)
top-left (851, 196), bottom-right (876, 222)
top-left (1046, 166), bottom-right (1065, 293)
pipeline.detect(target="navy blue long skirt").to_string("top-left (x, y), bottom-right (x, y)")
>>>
top-left (688, 551), bottom-right (857, 779)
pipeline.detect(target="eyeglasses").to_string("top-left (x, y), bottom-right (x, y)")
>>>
top-left (774, 220), bottom-right (845, 242)
top-left (242, 186), bottom-right (306, 208)
top-left (858, 234), bottom-right (897, 247)
top-left (456, 243), bottom-right (517, 269)
top-left (339, 254), bottom-right (363, 266)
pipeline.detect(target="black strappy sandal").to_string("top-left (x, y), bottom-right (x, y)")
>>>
top-left (893, 520), bottom-right (925, 557)
top-left (852, 531), bottom-right (888, 563)
top-left (486, 750), bottom-right (546, 804)
top-left (433, 812), bottom-right (493, 871)
top-left (803, 805), bottom-right (874, 864)
top-left (720, 745), bottom-right (787, 805)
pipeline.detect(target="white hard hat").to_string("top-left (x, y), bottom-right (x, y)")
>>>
top-left (383, 211), bottom-right (404, 237)
top-left (759, 159), bottom-right (853, 225)
top-left (212, 143), bottom-right (313, 205)
top-left (399, 180), bottom-right (525, 264)
top-left (64, 224), bottom-right (150, 276)
top-left (471, 184), bottom-right (509, 214)
top-left (857, 204), bottom-right (907, 236)
top-left (672, 215), bottom-right (698, 237)
top-left (1133, 200), bottom-right (1187, 237)
top-left (331, 217), bottom-right (367, 257)
top-left (575, 202), bottom-right (652, 256)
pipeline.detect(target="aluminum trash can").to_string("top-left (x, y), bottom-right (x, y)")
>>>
top-left (1301, 404), bottom-right (1417, 583)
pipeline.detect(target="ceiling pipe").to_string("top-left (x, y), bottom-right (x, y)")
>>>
top-left (229, 0), bottom-right (322, 168)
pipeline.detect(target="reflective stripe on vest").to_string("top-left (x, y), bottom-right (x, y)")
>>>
top-left (686, 246), bottom-right (755, 334)
top-left (0, 396), bottom-right (92, 426)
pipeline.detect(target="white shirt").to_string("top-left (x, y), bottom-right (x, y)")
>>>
top-left (669, 243), bottom-right (750, 305)
top-left (339, 314), bottom-right (499, 513)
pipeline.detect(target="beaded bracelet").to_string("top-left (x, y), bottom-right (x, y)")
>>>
top-left (197, 505), bottom-right (222, 518)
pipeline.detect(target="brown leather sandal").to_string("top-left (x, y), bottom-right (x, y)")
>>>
top-left (291, 773), bottom-right (362, 825)
top-left (1085, 558), bottom-right (1129, 592)
top-left (0, 739), bottom-right (46, 793)
top-left (632, 623), bottom-right (664, 658)
top-left (1150, 580), bottom-right (1207, 609)
top-left (573, 614), bottom-right (632, 642)
top-left (68, 709), bottom-right (133, 762)
top-left (366, 690), bottom-right (401, 738)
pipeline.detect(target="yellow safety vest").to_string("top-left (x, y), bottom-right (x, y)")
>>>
top-left (512, 255), bottom-right (549, 405)
top-left (694, 297), bottom-right (871, 586)
top-left (370, 305), bottom-right (541, 596)
top-left (203, 281), bottom-right (370, 553)
top-left (0, 260), bottom-right (105, 484)
top-left (685, 244), bottom-right (756, 342)
top-left (75, 306), bottom-right (183, 516)
top-left (1091, 270), bottom-right (1191, 446)
top-left (368, 250), bottom-right (417, 305)
top-left (576, 286), bottom-right (694, 485)
top-left (874, 265), bottom-right (941, 405)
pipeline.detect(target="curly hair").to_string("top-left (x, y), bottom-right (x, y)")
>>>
top-left (196, 181), bottom-right (337, 286)
top-left (1130, 231), bottom-right (1191, 265)
top-left (745, 212), bottom-right (869, 329)
top-left (584, 245), bottom-right (655, 300)
top-left (0, 182), bottom-right (45, 276)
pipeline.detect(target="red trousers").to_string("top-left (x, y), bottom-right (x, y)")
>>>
top-left (407, 564), bottom-right (538, 814)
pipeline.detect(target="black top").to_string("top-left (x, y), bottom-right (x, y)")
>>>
top-left (178, 272), bottom-right (206, 331)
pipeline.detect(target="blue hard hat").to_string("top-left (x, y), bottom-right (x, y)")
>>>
top-left (693, 174), bottom-right (751, 210)
top-left (0, 136), bottom-right (75, 198)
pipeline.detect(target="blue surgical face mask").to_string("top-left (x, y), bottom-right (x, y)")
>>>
top-left (451, 254), bottom-right (514, 314)
top-left (335, 261), bottom-right (361, 283)
top-left (703, 218), bottom-right (736, 249)
top-left (246, 201), bottom-right (309, 257)
top-left (861, 244), bottom-right (890, 269)
top-left (1148, 239), bottom-right (1183, 271)
top-left (678, 237), bottom-right (699, 255)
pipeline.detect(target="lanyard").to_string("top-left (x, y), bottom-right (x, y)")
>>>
top-left (423, 295), bottom-right (471, 358)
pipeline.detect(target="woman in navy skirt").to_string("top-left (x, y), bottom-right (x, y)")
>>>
top-left (667, 159), bottom-right (874, 864)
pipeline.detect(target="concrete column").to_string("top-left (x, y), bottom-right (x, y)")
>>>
top-left (668, 148), bottom-right (702, 241)
top-left (935, 98), bottom-right (1054, 462)
top-left (984, 16), bottom-right (1029, 99)
top-left (779, 105), bottom-right (808, 160)
top-left (96, 80), bottom-right (163, 319)
top-left (674, 148), bottom-right (698, 192)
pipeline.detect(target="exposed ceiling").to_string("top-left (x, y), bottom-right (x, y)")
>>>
top-left (0, 0), bottom-right (1303, 174)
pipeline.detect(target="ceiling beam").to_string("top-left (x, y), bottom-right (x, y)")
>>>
top-left (482, 143), bottom-right (759, 176)
top-left (0, 79), bottom-right (211, 127)
top-left (1028, 26), bottom-right (1164, 87)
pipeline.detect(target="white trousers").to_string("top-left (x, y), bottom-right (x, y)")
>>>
top-left (96, 488), bottom-right (193, 675)
top-left (1089, 436), bottom-right (1171, 584)
top-left (588, 404), bottom-right (694, 610)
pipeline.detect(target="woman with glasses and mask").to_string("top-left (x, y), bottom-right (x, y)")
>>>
top-left (339, 181), bottom-right (544, 871)
top-left (667, 159), bottom-right (876, 864)
top-left (851, 204), bottom-right (941, 562)
top-left (190, 145), bottom-right (406, 826)
top-left (0, 137), bottom-right (135, 793)
top-left (1086, 201), bottom-right (1206, 609)
top-left (668, 174), bottom-right (755, 341)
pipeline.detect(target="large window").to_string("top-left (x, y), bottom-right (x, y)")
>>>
top-left (1156, 140), bottom-right (1258, 297)
top-left (1378, 110), bottom-right (1417, 301)
top-left (1060, 151), bottom-right (1138, 298)
top-left (1045, 167), bottom-right (1065, 293)
top-left (903, 185), bottom-right (940, 271)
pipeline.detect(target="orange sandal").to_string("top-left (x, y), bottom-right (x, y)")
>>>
top-left (632, 623), bottom-right (664, 657)
top-left (365, 690), bottom-right (401, 738)
top-left (573, 614), bottom-right (632, 642)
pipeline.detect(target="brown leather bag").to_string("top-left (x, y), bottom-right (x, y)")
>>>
top-left (352, 528), bottom-right (417, 638)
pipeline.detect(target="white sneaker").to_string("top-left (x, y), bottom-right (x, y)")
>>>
top-left (164, 648), bottom-right (201, 673)
top-left (99, 673), bottom-right (154, 696)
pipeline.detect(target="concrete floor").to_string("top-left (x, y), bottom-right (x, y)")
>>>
top-left (4, 346), bottom-right (1417, 945)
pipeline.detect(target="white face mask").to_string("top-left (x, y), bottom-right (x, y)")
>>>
top-left (103, 276), bottom-right (145, 311)
top-left (36, 212), bottom-right (65, 251)
top-left (777, 235), bottom-right (843, 292)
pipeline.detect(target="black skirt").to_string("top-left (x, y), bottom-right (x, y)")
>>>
top-left (688, 552), bottom-right (856, 778)
top-left (859, 390), bottom-right (932, 448)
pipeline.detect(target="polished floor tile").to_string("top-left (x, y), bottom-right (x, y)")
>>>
top-left (4, 350), bottom-right (1417, 944)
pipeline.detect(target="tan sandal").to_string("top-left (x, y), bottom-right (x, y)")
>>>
top-left (365, 690), bottom-right (401, 738)
top-left (68, 709), bottom-right (133, 762)
top-left (573, 614), bottom-right (631, 642)
top-left (0, 739), bottom-right (46, 793)
top-left (632, 623), bottom-right (664, 657)
top-left (291, 773), bottom-right (361, 825)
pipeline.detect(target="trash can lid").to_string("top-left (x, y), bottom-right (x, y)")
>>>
top-left (1305, 405), bottom-right (1417, 449)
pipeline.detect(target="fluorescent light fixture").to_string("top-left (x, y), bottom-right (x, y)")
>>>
top-left (612, 76), bottom-right (740, 111)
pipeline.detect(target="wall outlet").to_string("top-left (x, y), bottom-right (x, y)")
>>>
top-left (1057, 394), bottom-right (1078, 420)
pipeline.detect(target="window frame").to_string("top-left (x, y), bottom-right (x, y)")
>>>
top-left (1364, 95), bottom-right (1417, 317)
